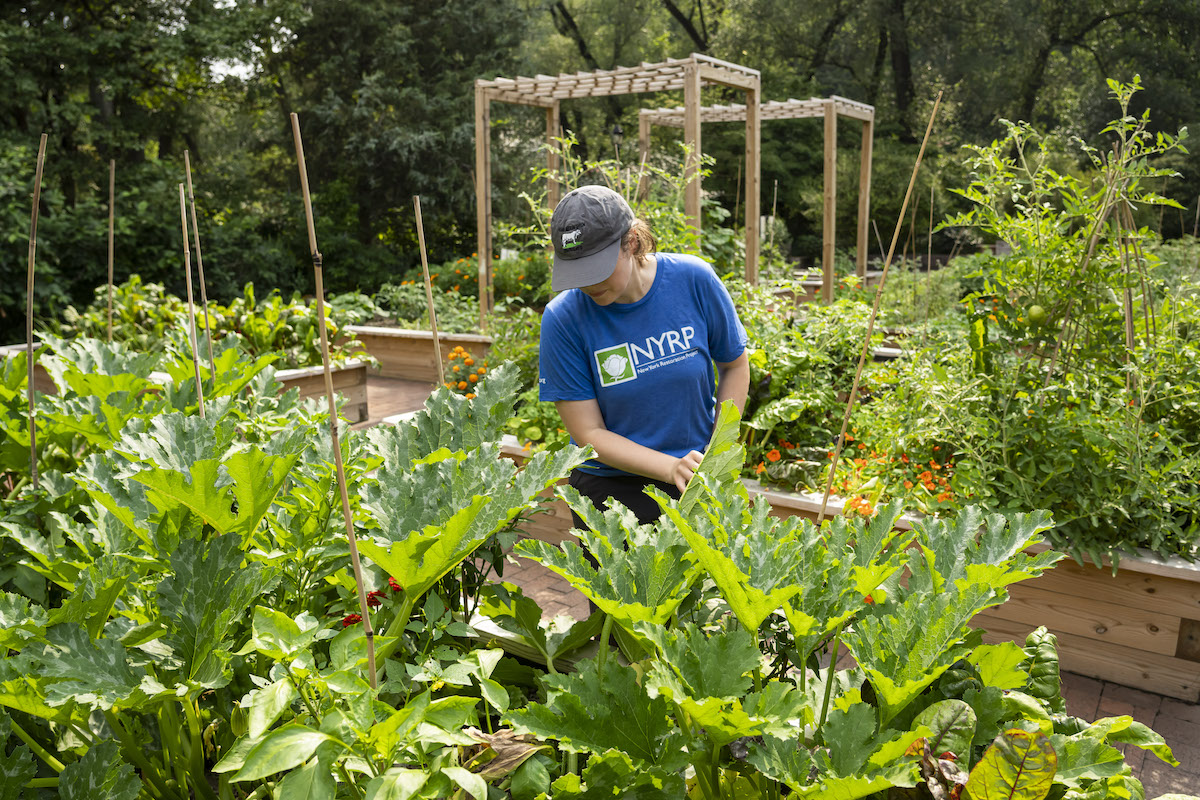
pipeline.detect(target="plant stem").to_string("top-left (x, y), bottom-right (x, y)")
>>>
top-left (816, 628), bottom-right (843, 744)
top-left (10, 720), bottom-right (65, 772)
top-left (104, 710), bottom-right (173, 799)
top-left (184, 699), bottom-right (220, 800)
top-left (26, 778), bottom-right (59, 789)
top-left (596, 613), bottom-right (614, 679)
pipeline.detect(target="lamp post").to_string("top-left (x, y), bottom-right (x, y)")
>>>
top-left (611, 123), bottom-right (624, 163)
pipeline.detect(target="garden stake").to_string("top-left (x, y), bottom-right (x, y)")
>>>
top-left (922, 182), bottom-right (934, 346)
top-left (107, 158), bottom-right (115, 343)
top-left (768, 179), bottom-right (778, 251)
top-left (1193, 194), bottom-right (1199, 238)
top-left (26, 133), bottom-right (47, 492)
top-left (1123, 202), bottom-right (1158, 347)
top-left (291, 112), bottom-right (378, 689)
top-left (178, 184), bottom-right (206, 419)
top-left (817, 93), bottom-right (941, 524)
top-left (413, 195), bottom-right (445, 387)
top-left (871, 218), bottom-right (885, 263)
top-left (184, 151), bottom-right (216, 370)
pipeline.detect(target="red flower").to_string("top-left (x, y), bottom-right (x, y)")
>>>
top-left (864, 594), bottom-right (876, 605)
top-left (388, 577), bottom-right (403, 593)
top-left (341, 613), bottom-right (362, 628)
top-left (366, 589), bottom-right (386, 607)
top-left (766, 449), bottom-right (782, 462)
top-left (755, 462), bottom-right (766, 474)
top-left (904, 480), bottom-right (914, 489)
top-left (779, 440), bottom-right (795, 450)
top-left (901, 453), bottom-right (909, 464)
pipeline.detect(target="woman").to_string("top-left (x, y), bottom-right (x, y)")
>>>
top-left (538, 184), bottom-right (750, 526)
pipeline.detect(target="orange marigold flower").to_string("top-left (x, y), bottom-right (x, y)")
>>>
top-left (766, 449), bottom-right (782, 462)
top-left (465, 358), bottom-right (475, 366)
top-left (452, 365), bottom-right (460, 372)
top-left (854, 458), bottom-right (867, 468)
top-left (937, 492), bottom-right (952, 502)
top-left (468, 374), bottom-right (478, 383)
top-left (452, 285), bottom-right (460, 291)
top-left (863, 594), bottom-right (876, 605)
top-left (844, 434), bottom-right (854, 442)
top-left (465, 392), bottom-right (475, 399)
top-left (517, 274), bottom-right (525, 280)
top-left (477, 367), bottom-right (486, 375)
top-left (919, 470), bottom-right (933, 481)
top-left (857, 442), bottom-right (867, 450)
top-left (458, 381), bottom-right (468, 390)
top-left (933, 445), bottom-right (940, 451)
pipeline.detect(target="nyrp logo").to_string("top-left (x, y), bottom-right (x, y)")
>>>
top-left (594, 343), bottom-right (636, 387)
top-left (593, 326), bottom-right (698, 388)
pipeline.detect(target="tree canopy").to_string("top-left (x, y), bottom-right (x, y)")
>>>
top-left (2, 0), bottom-right (1197, 340)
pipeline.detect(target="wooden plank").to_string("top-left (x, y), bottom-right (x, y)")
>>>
top-left (350, 327), bottom-right (493, 383)
top-left (973, 614), bottom-right (1200, 702)
top-left (1028, 557), bottom-right (1200, 621)
top-left (475, 87), bottom-right (492, 330)
top-left (983, 582), bottom-right (1180, 656)
top-left (683, 63), bottom-right (702, 240)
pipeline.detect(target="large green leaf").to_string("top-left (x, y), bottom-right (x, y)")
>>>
top-left (1084, 716), bottom-right (1177, 766)
top-left (37, 624), bottom-right (149, 711)
top-left (964, 729), bottom-right (1057, 800)
top-left (547, 750), bottom-right (685, 799)
top-left (155, 534), bottom-right (276, 687)
top-left (363, 769), bottom-right (429, 800)
top-left (0, 592), bottom-right (48, 651)
top-left (913, 700), bottom-right (977, 758)
top-left (506, 659), bottom-right (688, 771)
top-left (364, 364), bottom-right (521, 468)
top-left (272, 757), bottom-right (337, 800)
top-left (515, 487), bottom-right (698, 627)
top-left (1046, 734), bottom-right (1127, 789)
top-left (843, 586), bottom-right (989, 724)
top-left (678, 399), bottom-right (746, 516)
top-left (233, 725), bottom-right (344, 782)
top-left (131, 448), bottom-right (300, 538)
top-left (659, 478), bottom-right (806, 631)
top-left (57, 740), bottom-right (141, 800)
top-left (477, 583), bottom-right (603, 670)
top-left (0, 737), bottom-right (35, 800)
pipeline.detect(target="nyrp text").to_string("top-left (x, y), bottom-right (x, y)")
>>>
top-left (629, 326), bottom-right (697, 364)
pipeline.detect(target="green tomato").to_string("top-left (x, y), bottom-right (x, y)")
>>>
top-left (1027, 304), bottom-right (1048, 328)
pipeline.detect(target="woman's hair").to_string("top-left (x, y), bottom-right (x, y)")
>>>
top-left (621, 219), bottom-right (657, 265)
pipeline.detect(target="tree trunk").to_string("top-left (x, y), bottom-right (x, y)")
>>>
top-left (805, 3), bottom-right (851, 82)
top-left (1017, 5), bottom-right (1064, 123)
top-left (868, 24), bottom-right (889, 107)
top-left (886, 0), bottom-right (915, 140)
top-left (661, 0), bottom-right (708, 51)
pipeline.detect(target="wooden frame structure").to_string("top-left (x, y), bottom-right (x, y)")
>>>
top-left (640, 96), bottom-right (874, 303)
top-left (475, 53), bottom-right (761, 325)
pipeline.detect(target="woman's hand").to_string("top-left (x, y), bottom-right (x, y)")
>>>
top-left (670, 450), bottom-right (704, 493)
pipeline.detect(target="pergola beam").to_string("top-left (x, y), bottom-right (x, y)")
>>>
top-left (640, 94), bottom-right (875, 301)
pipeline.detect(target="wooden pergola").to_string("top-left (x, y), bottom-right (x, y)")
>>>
top-left (474, 53), bottom-right (761, 325)
top-left (640, 96), bottom-right (874, 303)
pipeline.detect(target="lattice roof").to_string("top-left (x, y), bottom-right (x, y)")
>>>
top-left (475, 53), bottom-right (760, 107)
top-left (640, 95), bottom-right (874, 126)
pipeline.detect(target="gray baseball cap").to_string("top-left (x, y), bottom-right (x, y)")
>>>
top-left (550, 185), bottom-right (635, 291)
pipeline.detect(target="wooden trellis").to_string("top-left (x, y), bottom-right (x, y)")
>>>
top-left (474, 53), bottom-right (762, 326)
top-left (641, 96), bottom-right (874, 303)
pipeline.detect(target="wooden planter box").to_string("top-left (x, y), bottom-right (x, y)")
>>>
top-left (974, 548), bottom-right (1200, 701)
top-left (0, 343), bottom-right (54, 395)
top-left (275, 361), bottom-right (370, 423)
top-left (348, 325), bottom-right (492, 384)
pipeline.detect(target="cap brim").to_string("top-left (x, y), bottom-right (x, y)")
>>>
top-left (551, 237), bottom-right (622, 292)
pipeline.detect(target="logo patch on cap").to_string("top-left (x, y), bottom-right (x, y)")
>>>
top-left (560, 229), bottom-right (583, 250)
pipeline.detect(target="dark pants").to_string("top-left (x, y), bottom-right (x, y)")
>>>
top-left (567, 469), bottom-right (682, 530)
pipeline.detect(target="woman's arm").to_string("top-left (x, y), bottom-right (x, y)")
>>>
top-left (714, 350), bottom-right (750, 415)
top-left (555, 399), bottom-right (703, 493)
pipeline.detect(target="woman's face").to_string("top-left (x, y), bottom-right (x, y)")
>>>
top-left (579, 247), bottom-right (640, 305)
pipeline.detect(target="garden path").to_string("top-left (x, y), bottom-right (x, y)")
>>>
top-left (364, 375), bottom-right (1200, 796)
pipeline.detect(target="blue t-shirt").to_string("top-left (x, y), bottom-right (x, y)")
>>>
top-left (538, 253), bottom-right (747, 476)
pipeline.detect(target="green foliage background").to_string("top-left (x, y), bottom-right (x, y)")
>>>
top-left (2, 0), bottom-right (1198, 341)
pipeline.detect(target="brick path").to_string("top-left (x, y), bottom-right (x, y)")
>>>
top-left (369, 375), bottom-right (1200, 797)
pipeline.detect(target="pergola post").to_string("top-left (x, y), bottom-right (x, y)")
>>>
top-left (474, 84), bottom-right (493, 330)
top-left (856, 118), bottom-right (873, 277)
top-left (637, 113), bottom-right (651, 201)
top-left (821, 99), bottom-right (837, 304)
top-left (683, 63), bottom-right (702, 238)
top-left (744, 86), bottom-right (761, 284)
top-left (547, 102), bottom-right (561, 209)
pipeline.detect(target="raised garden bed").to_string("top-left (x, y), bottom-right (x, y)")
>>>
top-left (347, 325), bottom-right (492, 383)
top-left (492, 434), bottom-right (1200, 701)
top-left (275, 360), bottom-right (370, 423)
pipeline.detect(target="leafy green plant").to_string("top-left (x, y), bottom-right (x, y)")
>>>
top-left (508, 404), bottom-right (1176, 799)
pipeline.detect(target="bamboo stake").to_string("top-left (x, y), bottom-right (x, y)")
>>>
top-left (290, 112), bottom-right (377, 689)
top-left (178, 185), bottom-right (206, 420)
top-left (184, 151), bottom-right (216, 371)
top-left (871, 219), bottom-right (885, 263)
top-left (818, 93), bottom-right (942, 524)
top-left (26, 133), bottom-right (47, 492)
top-left (107, 159), bottom-right (115, 343)
top-left (413, 196), bottom-right (445, 388)
top-left (1193, 194), bottom-right (1199, 238)
top-left (922, 182), bottom-right (935, 345)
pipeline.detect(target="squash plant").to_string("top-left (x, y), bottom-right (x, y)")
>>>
top-left (508, 404), bottom-right (1179, 799)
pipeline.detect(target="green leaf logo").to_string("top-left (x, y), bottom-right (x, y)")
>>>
top-left (594, 344), bottom-right (636, 387)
